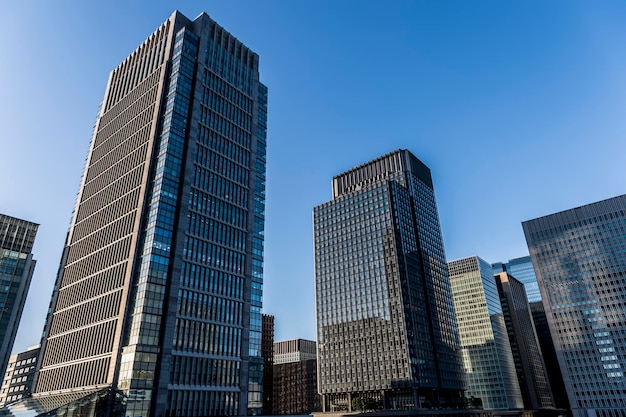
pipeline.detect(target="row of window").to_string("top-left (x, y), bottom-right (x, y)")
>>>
top-left (180, 262), bottom-right (243, 299)
top-left (189, 188), bottom-right (247, 229)
top-left (173, 318), bottom-right (241, 356)
top-left (193, 165), bottom-right (248, 208)
top-left (198, 126), bottom-right (250, 167)
top-left (177, 288), bottom-right (242, 325)
top-left (196, 143), bottom-right (249, 186)
top-left (182, 236), bottom-right (245, 274)
top-left (187, 212), bottom-right (246, 252)
top-left (170, 354), bottom-right (239, 387)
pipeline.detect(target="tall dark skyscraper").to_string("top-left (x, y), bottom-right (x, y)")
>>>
top-left (313, 149), bottom-right (465, 412)
top-left (3, 11), bottom-right (267, 417)
top-left (0, 215), bottom-right (38, 384)
top-left (523, 194), bottom-right (626, 417)
top-left (529, 301), bottom-right (570, 410)
top-left (494, 272), bottom-right (554, 410)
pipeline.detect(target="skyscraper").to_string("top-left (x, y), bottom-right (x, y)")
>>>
top-left (4, 11), bottom-right (266, 417)
top-left (313, 149), bottom-right (465, 412)
top-left (523, 194), bottom-right (626, 417)
top-left (448, 256), bottom-right (523, 410)
top-left (492, 256), bottom-right (541, 303)
top-left (494, 272), bottom-right (554, 410)
top-left (0, 214), bottom-right (38, 384)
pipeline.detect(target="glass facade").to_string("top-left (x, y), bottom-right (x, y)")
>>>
top-left (24, 11), bottom-right (266, 417)
top-left (448, 256), bottom-right (523, 410)
top-left (523, 194), bottom-right (626, 417)
top-left (492, 256), bottom-right (541, 303)
top-left (314, 150), bottom-right (465, 412)
top-left (0, 215), bottom-right (38, 387)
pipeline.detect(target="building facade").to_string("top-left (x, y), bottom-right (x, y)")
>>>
top-left (492, 256), bottom-right (541, 303)
top-left (272, 339), bottom-right (320, 415)
top-left (0, 345), bottom-right (40, 407)
top-left (274, 338), bottom-right (316, 365)
top-left (494, 272), bottom-right (554, 410)
top-left (261, 314), bottom-right (274, 415)
top-left (448, 257), bottom-right (523, 410)
top-left (313, 149), bottom-right (466, 412)
top-left (0, 214), bottom-right (38, 383)
top-left (523, 194), bottom-right (626, 417)
top-left (2, 11), bottom-right (267, 417)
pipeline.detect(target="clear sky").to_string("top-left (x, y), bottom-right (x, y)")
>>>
top-left (2, 1), bottom-right (626, 354)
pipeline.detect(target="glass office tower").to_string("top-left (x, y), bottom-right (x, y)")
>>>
top-left (0, 215), bottom-right (38, 384)
top-left (523, 194), bottom-right (626, 417)
top-left (448, 256), bottom-right (523, 410)
top-left (0, 11), bottom-right (268, 417)
top-left (313, 150), bottom-right (465, 412)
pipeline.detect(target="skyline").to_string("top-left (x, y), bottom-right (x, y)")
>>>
top-left (2, 1), bottom-right (626, 354)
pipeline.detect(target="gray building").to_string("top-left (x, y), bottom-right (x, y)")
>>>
top-left (448, 256), bottom-right (523, 410)
top-left (0, 345), bottom-right (39, 407)
top-left (3, 10), bottom-right (267, 417)
top-left (494, 272), bottom-right (554, 410)
top-left (0, 214), bottom-right (38, 384)
top-left (523, 194), bottom-right (626, 417)
top-left (492, 256), bottom-right (541, 303)
top-left (313, 149), bottom-right (466, 412)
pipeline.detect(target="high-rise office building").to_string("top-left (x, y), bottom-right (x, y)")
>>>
top-left (272, 339), bottom-right (320, 415)
top-left (0, 215), bottom-right (38, 384)
top-left (3, 11), bottom-right (266, 417)
top-left (313, 149), bottom-right (465, 412)
top-left (0, 345), bottom-right (40, 407)
top-left (494, 272), bottom-right (554, 410)
top-left (492, 256), bottom-right (541, 303)
top-left (523, 194), bottom-right (626, 417)
top-left (448, 256), bottom-right (523, 410)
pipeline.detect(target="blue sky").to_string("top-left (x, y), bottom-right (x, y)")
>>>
top-left (2, 1), bottom-right (626, 353)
